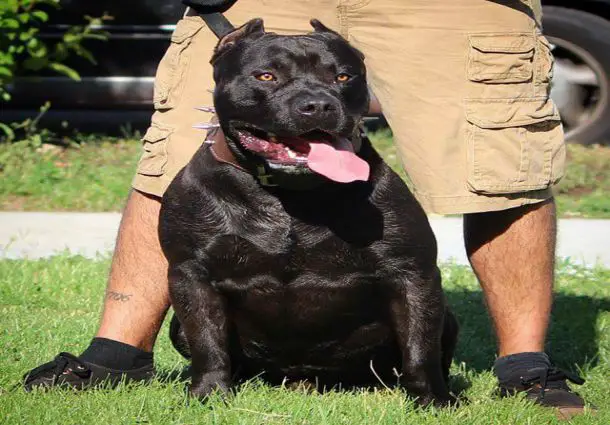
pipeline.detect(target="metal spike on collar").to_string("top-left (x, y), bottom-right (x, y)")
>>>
top-left (193, 123), bottom-right (220, 130)
top-left (194, 106), bottom-right (216, 113)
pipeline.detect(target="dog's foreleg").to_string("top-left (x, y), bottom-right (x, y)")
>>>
top-left (168, 260), bottom-right (232, 399)
top-left (388, 267), bottom-right (455, 407)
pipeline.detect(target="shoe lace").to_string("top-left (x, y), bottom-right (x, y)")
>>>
top-left (520, 366), bottom-right (585, 399)
top-left (24, 352), bottom-right (91, 385)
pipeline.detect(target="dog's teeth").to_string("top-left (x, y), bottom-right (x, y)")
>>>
top-left (286, 149), bottom-right (297, 159)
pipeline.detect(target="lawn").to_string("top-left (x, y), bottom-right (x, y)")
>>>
top-left (0, 136), bottom-right (139, 212)
top-left (0, 256), bottom-right (608, 424)
top-left (1, 132), bottom-right (609, 217)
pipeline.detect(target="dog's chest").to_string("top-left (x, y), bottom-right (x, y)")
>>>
top-left (200, 213), bottom-right (379, 291)
top-left (203, 217), bottom-right (383, 329)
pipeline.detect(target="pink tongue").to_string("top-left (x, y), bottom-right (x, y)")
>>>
top-left (307, 142), bottom-right (370, 183)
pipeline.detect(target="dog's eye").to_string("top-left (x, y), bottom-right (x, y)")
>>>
top-left (255, 73), bottom-right (276, 82)
top-left (336, 73), bottom-right (351, 83)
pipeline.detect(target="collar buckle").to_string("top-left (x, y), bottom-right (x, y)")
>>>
top-left (256, 165), bottom-right (278, 187)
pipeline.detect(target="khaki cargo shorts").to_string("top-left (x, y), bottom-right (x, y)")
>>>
top-left (132, 0), bottom-right (565, 215)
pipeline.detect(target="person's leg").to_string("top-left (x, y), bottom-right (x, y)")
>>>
top-left (349, 0), bottom-right (561, 345)
top-left (95, 190), bottom-right (169, 351)
top-left (22, 12), bottom-right (218, 388)
top-left (22, 189), bottom-right (166, 389)
top-left (464, 199), bottom-right (555, 357)
top-left (348, 0), bottom-right (588, 416)
top-left (465, 199), bottom-right (591, 419)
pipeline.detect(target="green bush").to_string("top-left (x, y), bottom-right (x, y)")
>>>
top-left (0, 0), bottom-right (109, 103)
top-left (0, 0), bottom-right (109, 139)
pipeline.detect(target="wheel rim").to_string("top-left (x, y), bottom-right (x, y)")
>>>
top-left (547, 36), bottom-right (608, 141)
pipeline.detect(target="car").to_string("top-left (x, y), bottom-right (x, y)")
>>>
top-left (4, 0), bottom-right (610, 144)
top-left (543, 1), bottom-right (610, 144)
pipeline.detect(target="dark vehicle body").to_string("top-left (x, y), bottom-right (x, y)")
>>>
top-left (4, 0), bottom-right (184, 132)
top-left (4, 0), bottom-right (610, 143)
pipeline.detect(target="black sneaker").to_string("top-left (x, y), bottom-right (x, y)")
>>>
top-left (498, 365), bottom-right (593, 420)
top-left (23, 352), bottom-right (155, 391)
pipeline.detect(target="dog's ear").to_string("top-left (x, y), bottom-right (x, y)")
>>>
top-left (211, 18), bottom-right (265, 63)
top-left (215, 18), bottom-right (265, 53)
top-left (310, 19), bottom-right (341, 37)
top-left (309, 19), bottom-right (365, 60)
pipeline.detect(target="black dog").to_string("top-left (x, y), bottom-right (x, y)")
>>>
top-left (159, 18), bottom-right (458, 407)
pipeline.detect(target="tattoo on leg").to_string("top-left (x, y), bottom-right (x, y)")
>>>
top-left (106, 291), bottom-right (132, 302)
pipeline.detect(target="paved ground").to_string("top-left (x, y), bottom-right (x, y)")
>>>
top-left (1, 212), bottom-right (609, 267)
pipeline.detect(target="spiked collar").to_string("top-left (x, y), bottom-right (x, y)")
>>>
top-left (209, 136), bottom-right (278, 187)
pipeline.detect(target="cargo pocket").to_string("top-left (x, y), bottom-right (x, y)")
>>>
top-left (468, 33), bottom-right (535, 84)
top-left (535, 35), bottom-right (554, 84)
top-left (465, 97), bottom-right (565, 195)
top-left (137, 124), bottom-right (172, 176)
top-left (153, 18), bottom-right (204, 110)
top-left (533, 34), bottom-right (555, 96)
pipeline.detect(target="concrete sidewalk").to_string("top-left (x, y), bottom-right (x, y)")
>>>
top-left (1, 212), bottom-right (609, 267)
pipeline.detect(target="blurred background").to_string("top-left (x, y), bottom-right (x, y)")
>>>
top-left (2, 0), bottom-right (610, 143)
top-left (0, 0), bottom-right (609, 217)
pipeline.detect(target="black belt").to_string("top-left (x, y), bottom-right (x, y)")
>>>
top-left (182, 0), bottom-right (237, 38)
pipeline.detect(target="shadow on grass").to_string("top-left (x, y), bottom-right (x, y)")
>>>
top-left (447, 289), bottom-right (610, 373)
top-left (156, 365), bottom-right (191, 384)
top-left (154, 290), bottom-right (608, 397)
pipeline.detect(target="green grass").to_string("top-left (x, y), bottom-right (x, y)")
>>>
top-left (0, 257), bottom-right (608, 424)
top-left (0, 132), bottom-right (609, 217)
top-left (554, 144), bottom-right (610, 218)
top-left (0, 137), bottom-right (140, 211)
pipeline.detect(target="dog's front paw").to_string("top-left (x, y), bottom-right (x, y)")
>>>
top-left (190, 371), bottom-right (232, 400)
top-left (414, 392), bottom-right (458, 409)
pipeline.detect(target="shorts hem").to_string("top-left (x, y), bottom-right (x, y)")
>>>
top-left (132, 174), bottom-right (169, 199)
top-left (415, 188), bottom-right (554, 215)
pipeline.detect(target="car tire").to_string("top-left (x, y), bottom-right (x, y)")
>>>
top-left (542, 6), bottom-right (610, 145)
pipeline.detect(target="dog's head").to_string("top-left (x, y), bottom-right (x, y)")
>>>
top-left (211, 19), bottom-right (370, 185)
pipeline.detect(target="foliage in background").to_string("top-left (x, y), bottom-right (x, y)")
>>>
top-left (0, 101), bottom-right (54, 146)
top-left (0, 0), bottom-right (110, 106)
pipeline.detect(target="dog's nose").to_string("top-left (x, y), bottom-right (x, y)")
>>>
top-left (295, 97), bottom-right (336, 118)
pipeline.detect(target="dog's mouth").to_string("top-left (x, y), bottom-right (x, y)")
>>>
top-left (232, 126), bottom-right (370, 183)
top-left (236, 127), bottom-right (322, 164)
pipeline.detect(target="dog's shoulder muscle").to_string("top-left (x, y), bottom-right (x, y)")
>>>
top-left (364, 155), bottom-right (438, 271)
top-left (160, 147), bottom-right (294, 264)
